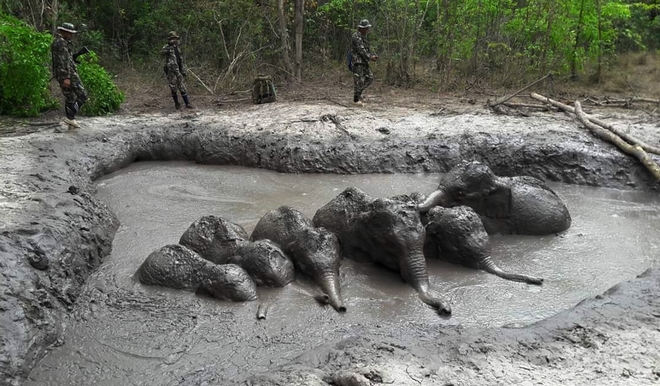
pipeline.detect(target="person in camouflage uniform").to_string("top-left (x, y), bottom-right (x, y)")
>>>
top-left (351, 19), bottom-right (378, 105)
top-left (162, 31), bottom-right (193, 109)
top-left (51, 22), bottom-right (87, 129)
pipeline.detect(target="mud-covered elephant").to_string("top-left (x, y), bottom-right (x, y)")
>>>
top-left (179, 215), bottom-right (249, 264)
top-left (228, 239), bottom-right (295, 287)
top-left (136, 244), bottom-right (258, 301)
top-left (418, 160), bottom-right (571, 235)
top-left (313, 187), bottom-right (452, 315)
top-left (251, 206), bottom-right (346, 312)
top-left (424, 206), bottom-right (543, 285)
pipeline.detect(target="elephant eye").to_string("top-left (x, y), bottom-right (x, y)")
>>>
top-left (456, 189), bottom-right (465, 198)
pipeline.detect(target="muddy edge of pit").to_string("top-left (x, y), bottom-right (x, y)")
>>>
top-left (0, 109), bottom-right (659, 386)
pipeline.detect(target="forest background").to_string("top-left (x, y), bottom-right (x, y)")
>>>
top-left (2, 0), bottom-right (660, 116)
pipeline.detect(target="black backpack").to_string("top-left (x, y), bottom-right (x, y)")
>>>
top-left (252, 75), bottom-right (276, 104)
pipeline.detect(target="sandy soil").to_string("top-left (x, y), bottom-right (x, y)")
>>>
top-left (1, 82), bottom-right (660, 386)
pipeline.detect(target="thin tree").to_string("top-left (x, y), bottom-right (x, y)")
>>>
top-left (294, 0), bottom-right (303, 81)
top-left (278, 0), bottom-right (293, 79)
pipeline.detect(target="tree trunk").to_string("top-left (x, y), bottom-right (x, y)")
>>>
top-left (595, 0), bottom-right (603, 83)
top-left (571, 0), bottom-right (585, 81)
top-left (51, 0), bottom-right (58, 35)
top-left (294, 0), bottom-right (304, 82)
top-left (277, 0), bottom-right (293, 79)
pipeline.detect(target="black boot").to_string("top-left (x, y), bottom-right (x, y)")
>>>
top-left (172, 93), bottom-right (181, 110)
top-left (182, 94), bottom-right (194, 109)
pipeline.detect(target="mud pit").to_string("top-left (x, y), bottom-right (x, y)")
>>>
top-left (1, 101), bottom-right (660, 386)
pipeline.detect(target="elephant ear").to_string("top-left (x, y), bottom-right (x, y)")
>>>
top-left (484, 185), bottom-right (511, 218)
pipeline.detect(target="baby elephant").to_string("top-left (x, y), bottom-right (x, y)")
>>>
top-left (418, 160), bottom-right (571, 235)
top-left (314, 187), bottom-right (451, 316)
top-left (251, 206), bottom-right (346, 312)
top-left (180, 215), bottom-right (250, 264)
top-left (228, 239), bottom-right (295, 287)
top-left (424, 206), bottom-right (543, 285)
top-left (136, 244), bottom-right (257, 302)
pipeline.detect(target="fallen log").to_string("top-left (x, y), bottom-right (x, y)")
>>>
top-left (573, 101), bottom-right (660, 182)
top-left (488, 73), bottom-right (552, 108)
top-left (530, 93), bottom-right (660, 155)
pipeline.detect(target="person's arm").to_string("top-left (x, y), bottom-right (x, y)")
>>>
top-left (352, 33), bottom-right (371, 63)
top-left (178, 49), bottom-right (186, 77)
top-left (51, 40), bottom-right (72, 83)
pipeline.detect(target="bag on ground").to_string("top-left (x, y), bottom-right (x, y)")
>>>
top-left (252, 75), bottom-right (276, 104)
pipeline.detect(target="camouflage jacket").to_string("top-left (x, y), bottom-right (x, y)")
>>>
top-left (51, 33), bottom-right (77, 83)
top-left (351, 31), bottom-right (375, 66)
top-left (162, 43), bottom-right (185, 75)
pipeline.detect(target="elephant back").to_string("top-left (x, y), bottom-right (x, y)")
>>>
top-left (179, 215), bottom-right (249, 264)
top-left (251, 206), bottom-right (313, 247)
top-left (502, 176), bottom-right (572, 235)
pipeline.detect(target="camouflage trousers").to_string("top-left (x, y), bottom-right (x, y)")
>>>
top-left (352, 64), bottom-right (374, 98)
top-left (167, 71), bottom-right (188, 95)
top-left (59, 74), bottom-right (87, 119)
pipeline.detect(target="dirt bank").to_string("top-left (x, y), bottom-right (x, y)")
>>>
top-left (1, 101), bottom-right (659, 386)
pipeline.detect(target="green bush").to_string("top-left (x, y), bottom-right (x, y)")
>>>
top-left (0, 12), bottom-right (54, 116)
top-left (77, 51), bottom-right (125, 115)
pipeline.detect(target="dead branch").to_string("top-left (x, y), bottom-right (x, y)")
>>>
top-left (583, 96), bottom-right (660, 108)
top-left (574, 101), bottom-right (660, 182)
top-left (321, 114), bottom-right (355, 138)
top-left (488, 73), bottom-right (552, 108)
top-left (502, 102), bottom-right (551, 109)
top-left (186, 69), bottom-right (213, 95)
top-left (530, 93), bottom-right (660, 155)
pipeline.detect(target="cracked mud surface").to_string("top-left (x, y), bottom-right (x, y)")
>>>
top-left (1, 100), bottom-right (660, 386)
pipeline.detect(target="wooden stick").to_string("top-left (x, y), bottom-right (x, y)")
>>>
top-left (574, 101), bottom-right (660, 181)
top-left (187, 69), bottom-right (214, 95)
top-left (488, 73), bottom-right (551, 108)
top-left (530, 93), bottom-right (660, 155)
top-left (502, 102), bottom-right (550, 109)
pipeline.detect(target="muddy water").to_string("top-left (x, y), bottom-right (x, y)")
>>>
top-left (27, 161), bottom-right (660, 385)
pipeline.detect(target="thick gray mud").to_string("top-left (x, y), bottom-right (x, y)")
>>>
top-left (24, 162), bottom-right (660, 386)
top-left (1, 102), bottom-right (660, 386)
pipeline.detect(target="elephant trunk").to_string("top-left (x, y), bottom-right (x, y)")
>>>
top-left (317, 272), bottom-right (346, 312)
top-left (480, 257), bottom-right (543, 285)
top-left (402, 252), bottom-right (452, 315)
top-left (417, 189), bottom-right (450, 213)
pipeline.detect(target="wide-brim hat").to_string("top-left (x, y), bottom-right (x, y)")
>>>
top-left (168, 31), bottom-right (180, 40)
top-left (358, 19), bottom-right (372, 28)
top-left (57, 22), bottom-right (77, 34)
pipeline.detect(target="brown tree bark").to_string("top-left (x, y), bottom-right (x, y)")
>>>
top-left (277, 0), bottom-right (293, 79)
top-left (294, 0), bottom-right (303, 82)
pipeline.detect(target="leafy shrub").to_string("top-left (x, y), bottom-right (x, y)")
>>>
top-left (77, 52), bottom-right (125, 115)
top-left (0, 12), bottom-right (54, 116)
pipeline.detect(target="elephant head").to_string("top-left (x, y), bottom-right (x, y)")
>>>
top-left (418, 160), bottom-right (571, 235)
top-left (136, 244), bottom-right (258, 301)
top-left (285, 226), bottom-right (345, 312)
top-left (251, 206), bottom-right (345, 312)
top-left (424, 206), bottom-right (543, 285)
top-left (314, 188), bottom-right (451, 316)
top-left (229, 239), bottom-right (295, 287)
top-left (418, 160), bottom-right (511, 218)
top-left (179, 215), bottom-right (250, 264)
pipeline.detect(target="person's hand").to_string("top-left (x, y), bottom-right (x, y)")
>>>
top-left (370, 55), bottom-right (379, 62)
top-left (63, 78), bottom-right (71, 88)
